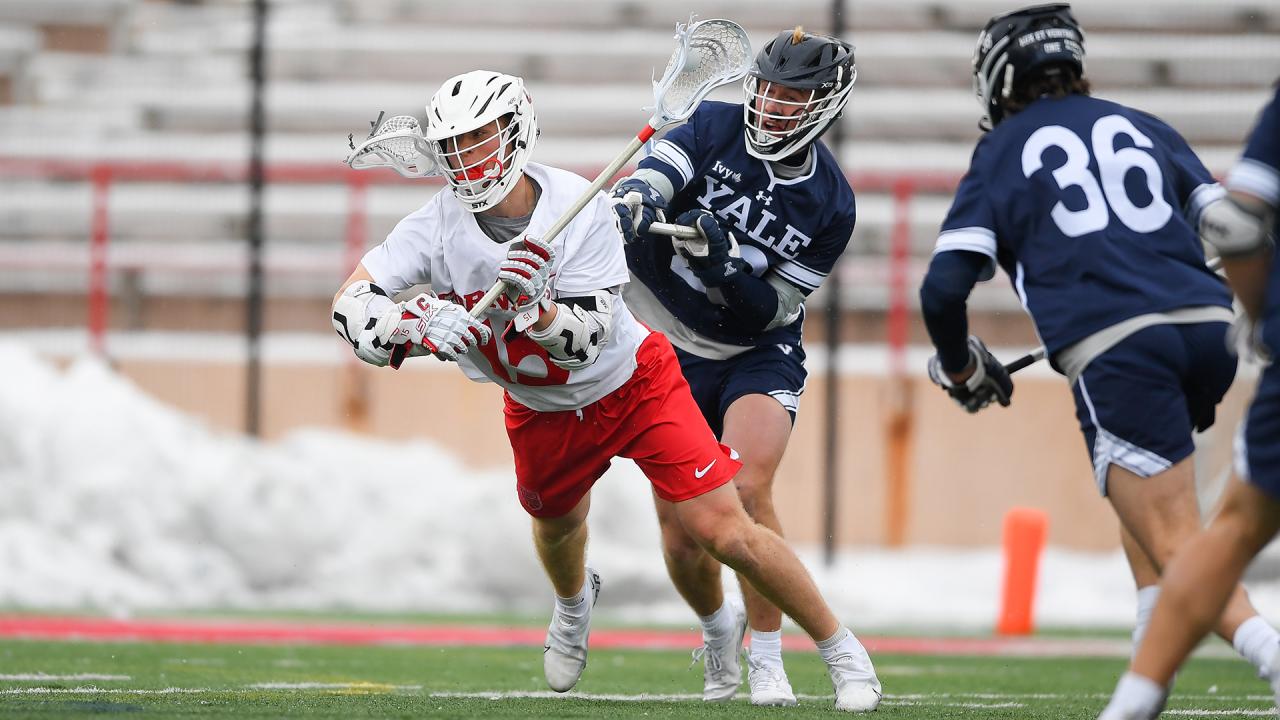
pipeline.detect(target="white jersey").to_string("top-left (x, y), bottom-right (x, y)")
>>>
top-left (361, 162), bottom-right (650, 411)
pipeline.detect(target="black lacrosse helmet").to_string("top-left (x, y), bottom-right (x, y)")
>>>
top-left (743, 28), bottom-right (856, 161)
top-left (973, 3), bottom-right (1085, 130)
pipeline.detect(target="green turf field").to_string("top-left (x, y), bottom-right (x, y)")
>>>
top-left (0, 638), bottom-right (1274, 718)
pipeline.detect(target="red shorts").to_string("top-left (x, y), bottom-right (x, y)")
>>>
top-left (504, 332), bottom-right (741, 518)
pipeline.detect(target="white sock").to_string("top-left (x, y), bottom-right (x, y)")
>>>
top-left (1103, 672), bottom-right (1166, 719)
top-left (699, 602), bottom-right (736, 641)
top-left (749, 629), bottom-right (784, 667)
top-left (1233, 615), bottom-right (1280, 675)
top-left (555, 573), bottom-right (591, 620)
top-left (1132, 585), bottom-right (1161, 656)
top-left (816, 627), bottom-right (860, 664)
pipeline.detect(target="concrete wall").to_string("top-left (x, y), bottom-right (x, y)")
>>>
top-left (102, 354), bottom-right (1254, 552)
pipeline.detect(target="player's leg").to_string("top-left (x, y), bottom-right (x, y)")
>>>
top-left (672, 484), bottom-right (882, 712)
top-left (531, 494), bottom-right (604, 693)
top-left (719, 392), bottom-right (798, 706)
top-left (1119, 526), bottom-right (1162, 653)
top-left (1106, 459), bottom-right (1263, 644)
top-left (505, 396), bottom-right (609, 693)
top-left (651, 493), bottom-right (747, 702)
top-left (624, 334), bottom-right (879, 711)
top-left (649, 347), bottom-right (749, 702)
top-left (1101, 480), bottom-right (1280, 720)
top-left (1104, 361), bottom-right (1280, 719)
top-left (1083, 323), bottom-right (1277, 677)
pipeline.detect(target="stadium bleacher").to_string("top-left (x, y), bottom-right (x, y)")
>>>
top-left (0, 0), bottom-right (1277, 339)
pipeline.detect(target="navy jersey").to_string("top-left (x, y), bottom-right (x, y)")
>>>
top-left (1226, 84), bottom-right (1280, 350)
top-left (937, 94), bottom-right (1232, 355)
top-left (630, 100), bottom-right (856, 348)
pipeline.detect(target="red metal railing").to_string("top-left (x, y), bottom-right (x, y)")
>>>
top-left (0, 158), bottom-right (962, 357)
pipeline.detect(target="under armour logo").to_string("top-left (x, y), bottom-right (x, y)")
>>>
top-left (755, 191), bottom-right (773, 206)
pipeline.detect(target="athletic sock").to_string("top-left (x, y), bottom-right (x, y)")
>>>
top-left (699, 601), bottom-right (736, 642)
top-left (1105, 672), bottom-right (1166, 718)
top-left (749, 629), bottom-right (784, 668)
top-left (1132, 585), bottom-right (1161, 656)
top-left (816, 627), bottom-right (863, 664)
top-left (555, 573), bottom-right (591, 620)
top-left (1233, 615), bottom-right (1280, 675)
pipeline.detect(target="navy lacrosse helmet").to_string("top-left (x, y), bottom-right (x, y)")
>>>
top-left (973, 3), bottom-right (1085, 130)
top-left (743, 27), bottom-right (856, 161)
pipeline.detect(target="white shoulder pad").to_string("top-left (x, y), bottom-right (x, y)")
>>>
top-left (525, 289), bottom-right (615, 370)
top-left (1200, 197), bottom-right (1272, 257)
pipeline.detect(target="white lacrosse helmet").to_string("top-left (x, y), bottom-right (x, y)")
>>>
top-left (423, 71), bottom-right (539, 213)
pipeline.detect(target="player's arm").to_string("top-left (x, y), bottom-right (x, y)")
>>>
top-left (671, 209), bottom-right (784, 330)
top-left (1202, 190), bottom-right (1275, 321)
top-left (332, 264), bottom-right (489, 369)
top-left (921, 251), bottom-right (1012, 413)
top-left (498, 233), bottom-right (616, 370)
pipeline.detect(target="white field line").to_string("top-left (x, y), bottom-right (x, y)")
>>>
top-left (0, 673), bottom-right (131, 681)
top-left (0, 684), bottom-right (1274, 715)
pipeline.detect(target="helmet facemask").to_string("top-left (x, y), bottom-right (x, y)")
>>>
top-left (436, 114), bottom-right (525, 211)
top-left (743, 73), bottom-right (854, 161)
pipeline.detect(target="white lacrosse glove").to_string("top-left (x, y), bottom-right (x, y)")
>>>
top-left (376, 292), bottom-right (492, 368)
top-left (332, 280), bottom-right (398, 367)
top-left (498, 235), bottom-right (556, 333)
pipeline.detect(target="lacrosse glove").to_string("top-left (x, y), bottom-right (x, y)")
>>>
top-left (379, 292), bottom-right (491, 368)
top-left (927, 335), bottom-right (1013, 413)
top-left (676, 209), bottom-right (750, 288)
top-left (610, 178), bottom-right (666, 244)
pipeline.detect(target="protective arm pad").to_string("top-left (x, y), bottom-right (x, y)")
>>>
top-left (525, 289), bottom-right (616, 370)
top-left (332, 280), bottom-right (393, 347)
top-left (718, 269), bottom-right (782, 330)
top-left (920, 251), bottom-right (988, 373)
top-left (1200, 196), bottom-right (1274, 258)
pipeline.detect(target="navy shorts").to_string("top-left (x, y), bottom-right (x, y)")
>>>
top-left (1071, 322), bottom-right (1236, 496)
top-left (673, 342), bottom-right (808, 439)
top-left (1238, 361), bottom-right (1280, 500)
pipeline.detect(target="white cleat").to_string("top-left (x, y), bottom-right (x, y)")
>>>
top-left (827, 642), bottom-right (883, 712)
top-left (747, 654), bottom-right (797, 706)
top-left (692, 595), bottom-right (747, 701)
top-left (542, 568), bottom-right (601, 693)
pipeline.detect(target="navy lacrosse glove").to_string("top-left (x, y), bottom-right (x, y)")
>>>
top-left (610, 178), bottom-right (666, 244)
top-left (927, 335), bottom-right (1013, 413)
top-left (675, 209), bottom-right (750, 288)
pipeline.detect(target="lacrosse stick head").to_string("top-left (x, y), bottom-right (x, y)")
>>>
top-left (345, 112), bottom-right (443, 179)
top-left (423, 70), bottom-right (539, 214)
top-left (743, 27), bottom-right (857, 161)
top-left (651, 17), bottom-right (752, 128)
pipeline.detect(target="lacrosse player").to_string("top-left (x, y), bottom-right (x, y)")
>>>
top-left (330, 70), bottom-right (881, 712)
top-left (609, 27), bottom-right (861, 705)
top-left (918, 2), bottom-right (1280, 694)
top-left (1099, 83), bottom-right (1280, 720)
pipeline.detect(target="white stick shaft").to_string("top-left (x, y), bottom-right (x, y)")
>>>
top-left (648, 222), bottom-right (701, 240)
top-left (470, 128), bottom-right (652, 318)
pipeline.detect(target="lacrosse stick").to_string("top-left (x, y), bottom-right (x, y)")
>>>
top-left (1004, 255), bottom-right (1226, 374)
top-left (467, 16), bottom-right (752, 319)
top-left (344, 111), bottom-right (444, 178)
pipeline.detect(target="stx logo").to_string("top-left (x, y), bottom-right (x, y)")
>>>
top-left (695, 176), bottom-right (812, 258)
top-left (711, 160), bottom-right (743, 184)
